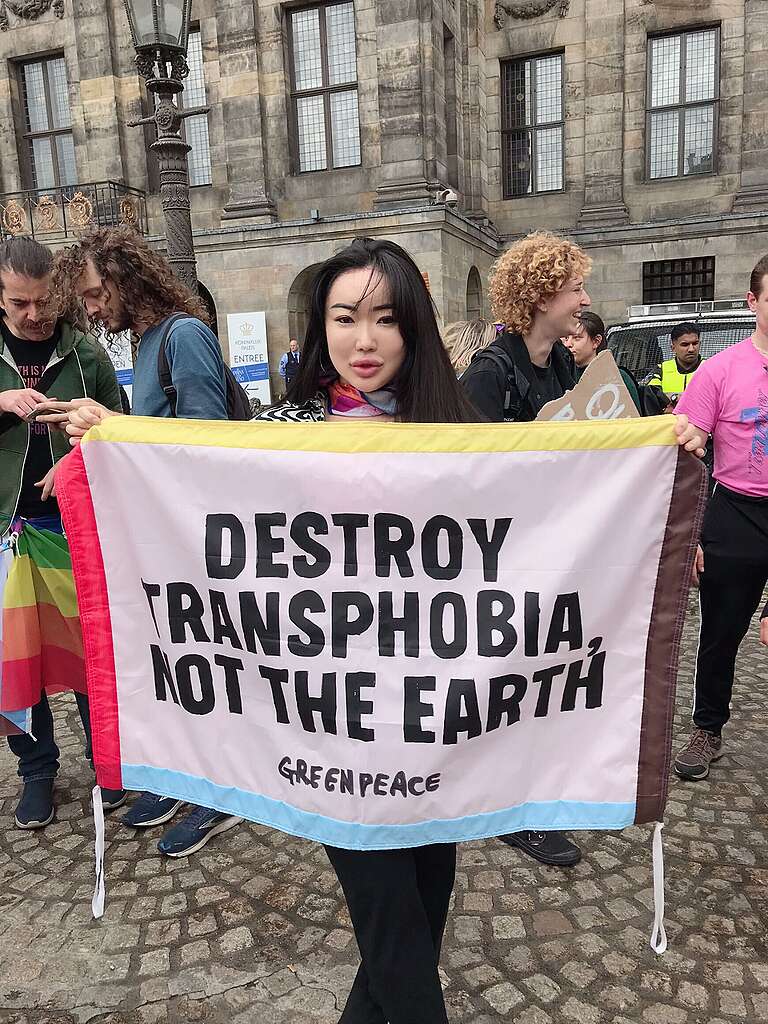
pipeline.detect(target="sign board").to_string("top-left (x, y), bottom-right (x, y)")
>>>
top-left (537, 351), bottom-right (639, 422)
top-left (226, 312), bottom-right (271, 407)
top-left (95, 328), bottom-right (133, 405)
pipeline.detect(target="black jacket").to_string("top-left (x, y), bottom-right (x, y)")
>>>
top-left (460, 332), bottom-right (576, 422)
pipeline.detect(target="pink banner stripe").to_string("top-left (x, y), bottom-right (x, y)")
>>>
top-left (57, 448), bottom-right (123, 790)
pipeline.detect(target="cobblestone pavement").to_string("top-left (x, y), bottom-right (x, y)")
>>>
top-left (0, 603), bottom-right (766, 1024)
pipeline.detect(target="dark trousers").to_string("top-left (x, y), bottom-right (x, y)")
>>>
top-left (693, 484), bottom-right (768, 734)
top-left (324, 843), bottom-right (456, 1024)
top-left (7, 691), bottom-right (92, 782)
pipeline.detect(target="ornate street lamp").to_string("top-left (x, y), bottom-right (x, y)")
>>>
top-left (123, 0), bottom-right (208, 291)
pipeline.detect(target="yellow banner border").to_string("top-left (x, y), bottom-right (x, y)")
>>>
top-left (81, 414), bottom-right (679, 455)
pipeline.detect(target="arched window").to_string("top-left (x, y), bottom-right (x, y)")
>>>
top-left (198, 281), bottom-right (218, 337)
top-left (288, 262), bottom-right (323, 346)
top-left (466, 266), bottom-right (483, 320)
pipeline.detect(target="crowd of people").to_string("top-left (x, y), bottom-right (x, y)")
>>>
top-left (1, 225), bottom-right (766, 1024)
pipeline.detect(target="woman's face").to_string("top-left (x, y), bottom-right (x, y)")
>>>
top-left (324, 268), bottom-right (405, 392)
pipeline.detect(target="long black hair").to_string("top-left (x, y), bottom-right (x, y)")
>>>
top-left (283, 237), bottom-right (479, 423)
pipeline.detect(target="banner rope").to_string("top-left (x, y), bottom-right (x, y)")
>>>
top-left (650, 820), bottom-right (667, 954)
top-left (92, 785), bottom-right (106, 919)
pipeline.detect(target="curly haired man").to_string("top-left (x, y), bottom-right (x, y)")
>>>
top-left (48, 227), bottom-right (243, 858)
top-left (460, 231), bottom-right (591, 422)
top-left (459, 232), bottom-right (589, 868)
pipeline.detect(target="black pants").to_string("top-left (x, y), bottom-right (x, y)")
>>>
top-left (7, 691), bottom-right (92, 781)
top-left (324, 843), bottom-right (456, 1024)
top-left (693, 484), bottom-right (768, 734)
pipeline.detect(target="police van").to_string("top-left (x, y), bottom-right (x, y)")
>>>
top-left (606, 299), bottom-right (755, 383)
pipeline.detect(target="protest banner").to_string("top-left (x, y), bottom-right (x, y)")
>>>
top-left (58, 416), bottom-right (705, 940)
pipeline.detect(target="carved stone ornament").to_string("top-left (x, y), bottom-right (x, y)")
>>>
top-left (494, 0), bottom-right (570, 28)
top-left (1, 198), bottom-right (27, 235)
top-left (66, 191), bottom-right (94, 229)
top-left (0, 0), bottom-right (64, 31)
top-left (119, 197), bottom-right (138, 227)
top-left (35, 194), bottom-right (60, 232)
top-left (154, 100), bottom-right (179, 133)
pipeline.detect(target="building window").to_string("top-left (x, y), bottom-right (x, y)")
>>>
top-left (183, 29), bottom-right (212, 186)
top-left (17, 55), bottom-right (77, 190)
top-left (642, 256), bottom-right (715, 304)
top-left (501, 53), bottom-right (564, 199)
top-left (288, 2), bottom-right (361, 173)
top-left (647, 27), bottom-right (719, 180)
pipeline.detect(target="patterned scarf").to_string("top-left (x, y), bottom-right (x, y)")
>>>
top-left (327, 379), bottom-right (398, 418)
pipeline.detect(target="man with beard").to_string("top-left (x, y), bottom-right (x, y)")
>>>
top-left (48, 227), bottom-right (243, 858)
top-left (0, 235), bottom-right (124, 828)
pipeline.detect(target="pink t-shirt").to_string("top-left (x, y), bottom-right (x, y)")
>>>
top-left (676, 338), bottom-right (768, 497)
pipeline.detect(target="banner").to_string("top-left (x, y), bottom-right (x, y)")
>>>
top-left (0, 524), bottom-right (85, 732)
top-left (226, 312), bottom-right (271, 407)
top-left (57, 417), bottom-right (705, 851)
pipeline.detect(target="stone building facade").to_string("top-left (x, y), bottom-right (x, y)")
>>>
top-left (0, 0), bottom-right (766, 387)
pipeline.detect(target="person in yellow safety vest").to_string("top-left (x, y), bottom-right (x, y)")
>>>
top-left (644, 321), bottom-right (703, 402)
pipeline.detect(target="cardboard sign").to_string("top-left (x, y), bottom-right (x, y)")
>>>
top-left (537, 351), bottom-right (639, 422)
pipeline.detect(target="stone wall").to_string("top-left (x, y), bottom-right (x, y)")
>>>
top-left (1, 0), bottom-right (766, 341)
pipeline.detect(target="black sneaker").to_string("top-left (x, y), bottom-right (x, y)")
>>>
top-left (15, 779), bottom-right (55, 830)
top-left (101, 788), bottom-right (128, 812)
top-left (500, 830), bottom-right (582, 866)
top-left (157, 805), bottom-right (243, 858)
top-left (122, 792), bottom-right (184, 828)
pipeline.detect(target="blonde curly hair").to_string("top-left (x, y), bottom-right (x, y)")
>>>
top-left (489, 232), bottom-right (592, 335)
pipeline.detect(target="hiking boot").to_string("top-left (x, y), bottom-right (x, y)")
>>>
top-left (673, 728), bottom-right (724, 780)
top-left (157, 805), bottom-right (243, 858)
top-left (15, 779), bottom-right (55, 829)
top-left (500, 830), bottom-right (581, 866)
top-left (123, 792), bottom-right (184, 828)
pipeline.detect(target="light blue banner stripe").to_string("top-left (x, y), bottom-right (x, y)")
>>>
top-left (121, 764), bottom-right (636, 850)
top-left (1, 709), bottom-right (31, 733)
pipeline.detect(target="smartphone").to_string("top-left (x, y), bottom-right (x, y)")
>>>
top-left (25, 402), bottom-right (65, 423)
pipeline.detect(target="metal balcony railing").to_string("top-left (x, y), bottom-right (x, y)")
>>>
top-left (0, 181), bottom-right (148, 240)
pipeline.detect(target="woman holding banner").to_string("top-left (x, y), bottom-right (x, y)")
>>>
top-left (53, 236), bottom-right (708, 1023)
top-left (254, 237), bottom-right (479, 1022)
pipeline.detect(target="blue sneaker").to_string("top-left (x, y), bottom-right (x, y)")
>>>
top-left (157, 805), bottom-right (243, 858)
top-left (122, 792), bottom-right (184, 828)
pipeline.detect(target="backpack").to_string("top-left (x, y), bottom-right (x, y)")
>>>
top-left (468, 346), bottom-right (526, 421)
top-left (156, 313), bottom-right (253, 421)
top-left (466, 336), bottom-right (576, 422)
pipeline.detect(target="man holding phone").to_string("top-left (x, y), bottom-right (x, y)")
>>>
top-left (0, 235), bottom-right (123, 829)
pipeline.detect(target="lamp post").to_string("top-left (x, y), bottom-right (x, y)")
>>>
top-left (122, 0), bottom-right (208, 292)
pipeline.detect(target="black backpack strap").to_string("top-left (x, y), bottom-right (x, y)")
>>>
top-left (469, 345), bottom-right (526, 420)
top-left (155, 314), bottom-right (188, 418)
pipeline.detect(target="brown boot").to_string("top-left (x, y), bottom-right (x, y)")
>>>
top-left (673, 728), bottom-right (724, 780)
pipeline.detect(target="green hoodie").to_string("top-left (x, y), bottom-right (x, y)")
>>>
top-left (0, 320), bottom-right (121, 536)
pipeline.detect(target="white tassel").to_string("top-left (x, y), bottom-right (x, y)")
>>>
top-left (92, 785), bottom-right (106, 919)
top-left (650, 821), bottom-right (667, 954)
